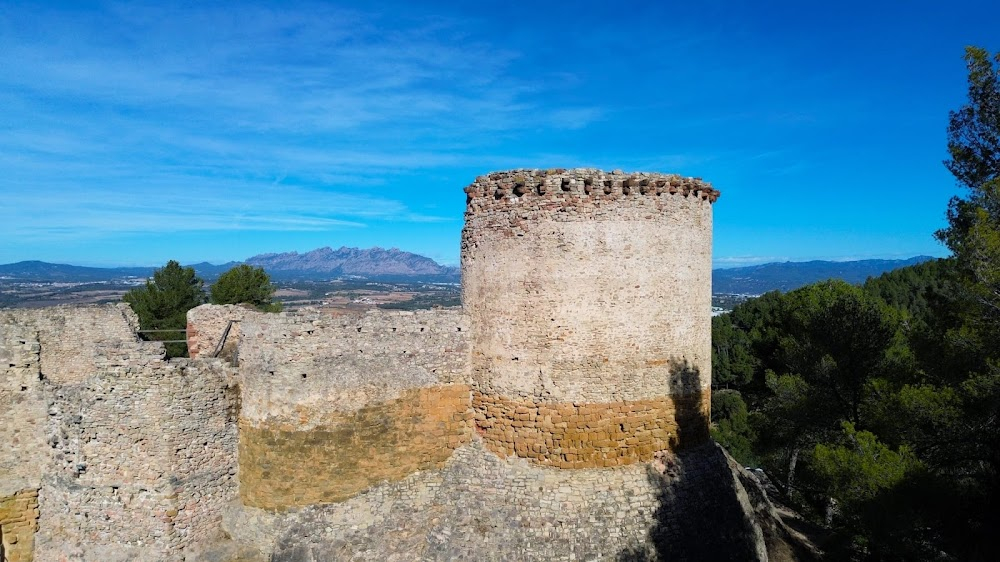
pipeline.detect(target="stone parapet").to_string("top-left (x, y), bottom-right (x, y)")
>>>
top-left (3, 304), bottom-right (140, 384)
top-left (464, 168), bottom-right (719, 217)
top-left (187, 304), bottom-right (261, 359)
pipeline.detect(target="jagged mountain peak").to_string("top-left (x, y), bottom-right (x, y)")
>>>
top-left (245, 246), bottom-right (457, 278)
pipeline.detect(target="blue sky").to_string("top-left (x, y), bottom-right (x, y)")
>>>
top-left (1, 1), bottom-right (997, 268)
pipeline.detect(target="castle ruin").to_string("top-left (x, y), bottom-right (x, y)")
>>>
top-left (1, 170), bottom-right (802, 561)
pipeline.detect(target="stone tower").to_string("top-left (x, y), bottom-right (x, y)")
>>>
top-left (462, 169), bottom-right (719, 468)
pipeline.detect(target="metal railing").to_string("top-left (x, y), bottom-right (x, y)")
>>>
top-left (211, 320), bottom-right (239, 358)
top-left (136, 329), bottom-right (188, 344)
top-left (137, 322), bottom-right (240, 357)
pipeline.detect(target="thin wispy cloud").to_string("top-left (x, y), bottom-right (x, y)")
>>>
top-left (0, 1), bottom-right (978, 265)
top-left (0, 2), bottom-right (553, 258)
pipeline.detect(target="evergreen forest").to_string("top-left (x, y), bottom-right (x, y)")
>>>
top-left (710, 47), bottom-right (1000, 560)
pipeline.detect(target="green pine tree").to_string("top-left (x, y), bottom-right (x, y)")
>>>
top-left (123, 260), bottom-right (204, 357)
top-left (210, 264), bottom-right (280, 311)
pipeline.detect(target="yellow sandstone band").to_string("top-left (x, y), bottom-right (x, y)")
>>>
top-left (473, 392), bottom-right (710, 468)
top-left (238, 385), bottom-right (472, 510)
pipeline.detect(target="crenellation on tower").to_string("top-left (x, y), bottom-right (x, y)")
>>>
top-left (463, 168), bottom-right (720, 216)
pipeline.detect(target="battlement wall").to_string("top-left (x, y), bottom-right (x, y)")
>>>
top-left (464, 168), bottom-right (719, 217)
top-left (236, 307), bottom-right (468, 422)
top-left (224, 306), bottom-right (473, 510)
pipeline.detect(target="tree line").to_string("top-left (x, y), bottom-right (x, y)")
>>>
top-left (123, 261), bottom-right (279, 357)
top-left (710, 47), bottom-right (1000, 560)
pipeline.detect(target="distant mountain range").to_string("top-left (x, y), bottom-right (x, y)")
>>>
top-left (0, 261), bottom-right (169, 282)
top-left (1, 251), bottom-right (936, 293)
top-left (246, 246), bottom-right (456, 278)
top-left (712, 256), bottom-right (937, 294)
top-left (0, 247), bottom-right (460, 283)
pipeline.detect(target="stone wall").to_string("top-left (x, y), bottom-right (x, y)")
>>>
top-left (239, 385), bottom-right (471, 509)
top-left (222, 441), bottom-right (768, 562)
top-left (232, 307), bottom-right (472, 509)
top-left (0, 489), bottom-right (38, 562)
top-left (472, 392), bottom-right (710, 468)
top-left (26, 304), bottom-right (139, 384)
top-left (0, 305), bottom-right (238, 561)
top-left (35, 352), bottom-right (238, 561)
top-left (462, 169), bottom-right (716, 467)
top-left (187, 304), bottom-right (258, 359)
top-left (0, 312), bottom-right (46, 500)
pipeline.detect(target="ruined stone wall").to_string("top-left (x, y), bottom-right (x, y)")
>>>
top-left (0, 305), bottom-right (238, 561)
top-left (0, 312), bottom-right (46, 499)
top-left (28, 304), bottom-right (139, 384)
top-left (187, 303), bottom-right (256, 359)
top-left (0, 489), bottom-right (38, 562)
top-left (462, 169), bottom-right (716, 467)
top-left (36, 351), bottom-right (238, 561)
top-left (233, 307), bottom-right (472, 510)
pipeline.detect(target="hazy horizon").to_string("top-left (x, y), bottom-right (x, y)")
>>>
top-left (0, 249), bottom-right (938, 271)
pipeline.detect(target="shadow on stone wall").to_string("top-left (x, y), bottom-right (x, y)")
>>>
top-left (618, 360), bottom-right (766, 562)
top-left (665, 359), bottom-right (709, 450)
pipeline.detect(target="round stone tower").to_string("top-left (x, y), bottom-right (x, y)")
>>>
top-left (462, 168), bottom-right (719, 468)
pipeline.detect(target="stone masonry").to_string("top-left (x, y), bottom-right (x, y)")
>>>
top-left (233, 307), bottom-right (471, 511)
top-left (0, 169), bottom-right (817, 561)
top-left (463, 169), bottom-right (715, 467)
top-left (0, 306), bottom-right (238, 562)
top-left (187, 304), bottom-right (253, 360)
top-left (0, 489), bottom-right (39, 562)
